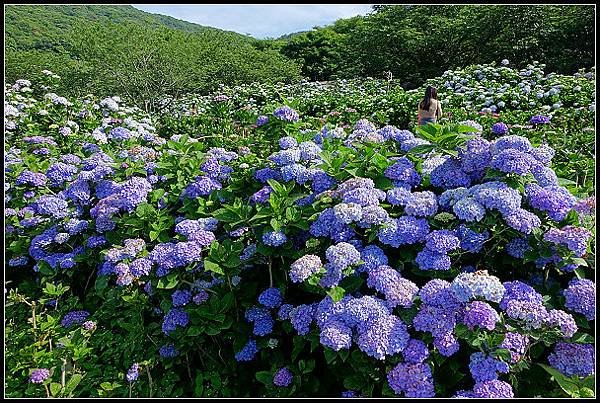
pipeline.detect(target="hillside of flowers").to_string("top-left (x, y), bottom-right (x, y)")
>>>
top-left (4, 62), bottom-right (596, 398)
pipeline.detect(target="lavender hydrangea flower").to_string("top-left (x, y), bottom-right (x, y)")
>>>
top-left (563, 279), bottom-right (595, 320)
top-left (325, 242), bottom-right (361, 270)
top-left (273, 106), bottom-right (299, 122)
top-left (193, 290), bottom-right (210, 305)
top-left (262, 230), bottom-right (287, 247)
top-left (469, 352), bottom-right (510, 383)
top-left (462, 301), bottom-right (499, 330)
top-left (505, 300), bottom-right (548, 329)
top-left (29, 368), bottom-right (50, 383)
top-left (491, 122), bottom-right (509, 135)
top-left (545, 309), bottom-right (578, 338)
top-left (548, 342), bottom-right (595, 377)
top-left (367, 265), bottom-right (418, 307)
top-left (525, 183), bottom-right (576, 222)
top-left (529, 115), bottom-right (551, 125)
top-left (273, 367), bottom-right (293, 387)
top-left (451, 271), bottom-right (505, 303)
top-left (279, 136), bottom-right (298, 149)
top-left (320, 320), bottom-right (352, 351)
top-left (126, 363), bottom-right (140, 382)
top-left (543, 226), bottom-right (592, 257)
top-left (290, 254), bottom-right (322, 283)
top-left (402, 339), bottom-right (429, 363)
top-left (256, 115), bottom-right (269, 126)
top-left (470, 380), bottom-right (514, 398)
top-left (500, 332), bottom-right (529, 363)
top-left (387, 362), bottom-right (435, 397)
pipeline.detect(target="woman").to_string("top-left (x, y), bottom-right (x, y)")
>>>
top-left (417, 86), bottom-right (442, 126)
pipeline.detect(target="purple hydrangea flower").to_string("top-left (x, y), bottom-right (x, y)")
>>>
top-left (61, 310), bottom-right (90, 327)
top-left (387, 362), bottom-right (435, 397)
top-left (262, 230), bottom-right (287, 247)
top-left (159, 343), bottom-right (179, 358)
top-left (273, 106), bottom-right (300, 123)
top-left (462, 301), bottom-right (499, 330)
top-left (548, 342), bottom-right (595, 377)
top-left (273, 367), bottom-right (293, 387)
top-left (563, 279), bottom-right (595, 320)
top-left (256, 115), bottom-right (269, 126)
top-left (172, 290), bottom-right (192, 307)
top-left (29, 368), bottom-right (50, 383)
top-left (402, 339), bottom-right (429, 363)
top-left (491, 122), bottom-right (509, 135)
top-left (126, 363), bottom-right (140, 382)
top-left (500, 332), bottom-right (529, 363)
top-left (469, 352), bottom-right (510, 383)
top-left (529, 115), bottom-right (551, 125)
top-left (161, 308), bottom-right (189, 334)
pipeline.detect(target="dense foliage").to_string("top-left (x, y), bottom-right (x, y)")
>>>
top-left (4, 61), bottom-right (595, 398)
top-left (277, 5), bottom-right (595, 85)
top-left (5, 5), bottom-right (595, 107)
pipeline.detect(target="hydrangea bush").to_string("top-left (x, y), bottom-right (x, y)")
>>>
top-left (4, 66), bottom-right (595, 398)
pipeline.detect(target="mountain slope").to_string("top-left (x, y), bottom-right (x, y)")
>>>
top-left (4, 5), bottom-right (252, 52)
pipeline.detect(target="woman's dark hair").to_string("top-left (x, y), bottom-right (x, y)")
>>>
top-left (420, 86), bottom-right (438, 111)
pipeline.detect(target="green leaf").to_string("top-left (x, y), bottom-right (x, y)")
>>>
top-left (100, 382), bottom-right (114, 391)
top-left (571, 333), bottom-right (594, 344)
top-left (539, 364), bottom-right (581, 397)
top-left (326, 286), bottom-right (345, 302)
top-left (194, 372), bottom-right (204, 397)
top-left (187, 326), bottom-right (203, 337)
top-left (156, 273), bottom-right (179, 289)
top-left (291, 336), bottom-right (305, 362)
top-left (50, 382), bottom-right (62, 397)
top-left (557, 177), bottom-right (578, 186)
top-left (204, 260), bottom-right (224, 275)
top-left (323, 348), bottom-right (337, 364)
top-left (63, 374), bottom-right (83, 397)
top-left (407, 144), bottom-right (436, 155)
top-left (343, 374), bottom-right (365, 391)
top-left (571, 257), bottom-right (589, 268)
top-left (255, 371), bottom-right (273, 386)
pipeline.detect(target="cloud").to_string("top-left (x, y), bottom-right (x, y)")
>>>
top-left (132, 4), bottom-right (374, 38)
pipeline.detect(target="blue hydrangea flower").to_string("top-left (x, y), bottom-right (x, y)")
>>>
top-left (235, 339), bottom-right (259, 362)
top-left (469, 352), bottom-right (510, 383)
top-left (548, 342), bottom-right (595, 377)
top-left (387, 362), bottom-right (435, 397)
top-left (273, 106), bottom-right (300, 122)
top-left (262, 230), bottom-right (287, 247)
top-left (563, 278), bottom-right (595, 320)
top-left (491, 122), bottom-right (509, 135)
top-left (273, 367), bottom-right (293, 387)
top-left (258, 287), bottom-right (283, 309)
top-left (462, 301), bottom-right (499, 330)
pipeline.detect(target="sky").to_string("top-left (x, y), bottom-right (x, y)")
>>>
top-left (132, 4), bottom-right (374, 39)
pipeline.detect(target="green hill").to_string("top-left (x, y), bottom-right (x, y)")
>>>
top-left (4, 5), bottom-right (250, 52)
top-left (4, 5), bottom-right (302, 109)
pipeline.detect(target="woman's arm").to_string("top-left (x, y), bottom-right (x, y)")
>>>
top-left (436, 101), bottom-right (442, 119)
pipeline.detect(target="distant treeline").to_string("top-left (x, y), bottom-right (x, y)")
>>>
top-left (5, 5), bottom-right (594, 110)
top-left (270, 5), bottom-right (595, 87)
